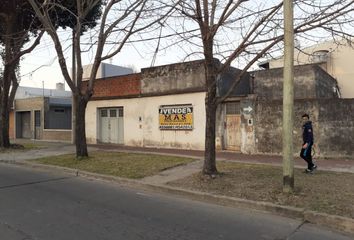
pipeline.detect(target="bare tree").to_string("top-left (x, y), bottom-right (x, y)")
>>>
top-left (0, 0), bottom-right (44, 148)
top-left (28, 0), bottom-right (179, 157)
top-left (171, 0), bottom-right (354, 175)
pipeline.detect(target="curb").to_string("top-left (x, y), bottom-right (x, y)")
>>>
top-left (1, 160), bottom-right (354, 236)
top-left (304, 211), bottom-right (354, 235)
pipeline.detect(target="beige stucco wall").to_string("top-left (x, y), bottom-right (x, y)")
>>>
top-left (269, 41), bottom-right (354, 98)
top-left (14, 97), bottom-right (44, 140)
top-left (86, 92), bottom-right (207, 150)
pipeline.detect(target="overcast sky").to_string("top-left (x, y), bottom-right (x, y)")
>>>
top-left (19, 30), bottom-right (185, 90)
top-left (18, 0), bottom-right (352, 90)
top-left (18, 1), bottom-right (275, 90)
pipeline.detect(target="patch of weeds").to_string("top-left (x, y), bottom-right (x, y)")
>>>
top-left (168, 161), bottom-right (354, 218)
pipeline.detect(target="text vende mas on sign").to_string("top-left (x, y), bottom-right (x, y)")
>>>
top-left (159, 105), bottom-right (193, 130)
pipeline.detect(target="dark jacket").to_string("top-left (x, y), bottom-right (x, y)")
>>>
top-left (302, 121), bottom-right (314, 144)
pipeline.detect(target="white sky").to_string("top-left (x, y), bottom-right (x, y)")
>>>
top-left (18, 0), bottom-right (353, 90)
top-left (19, 31), bottom-right (186, 90)
top-left (18, 1), bottom-right (272, 90)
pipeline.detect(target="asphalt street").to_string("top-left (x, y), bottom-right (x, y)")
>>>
top-left (0, 163), bottom-right (352, 240)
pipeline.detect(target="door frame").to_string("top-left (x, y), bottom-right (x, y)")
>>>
top-left (98, 107), bottom-right (124, 144)
top-left (15, 111), bottom-right (32, 139)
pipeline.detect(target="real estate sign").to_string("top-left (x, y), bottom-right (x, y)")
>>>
top-left (159, 105), bottom-right (193, 130)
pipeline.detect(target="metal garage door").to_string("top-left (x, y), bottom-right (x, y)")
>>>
top-left (16, 111), bottom-right (32, 139)
top-left (99, 108), bottom-right (124, 144)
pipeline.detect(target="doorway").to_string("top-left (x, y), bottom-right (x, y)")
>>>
top-left (16, 111), bottom-right (31, 139)
top-left (98, 107), bottom-right (124, 144)
top-left (225, 102), bottom-right (241, 151)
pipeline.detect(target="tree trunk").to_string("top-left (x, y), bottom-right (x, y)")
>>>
top-left (0, 66), bottom-right (12, 148)
top-left (0, 103), bottom-right (11, 148)
top-left (202, 55), bottom-right (218, 175)
top-left (203, 95), bottom-right (217, 174)
top-left (0, 16), bottom-right (16, 149)
top-left (75, 94), bottom-right (89, 158)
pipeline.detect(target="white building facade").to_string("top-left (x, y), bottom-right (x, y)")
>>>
top-left (86, 92), bottom-right (206, 150)
top-left (85, 60), bottom-right (252, 151)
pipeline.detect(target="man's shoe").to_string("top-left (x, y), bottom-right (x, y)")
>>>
top-left (304, 168), bottom-right (314, 174)
top-left (312, 165), bottom-right (318, 171)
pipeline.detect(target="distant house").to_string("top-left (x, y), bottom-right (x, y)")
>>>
top-left (15, 83), bottom-right (71, 99)
top-left (259, 39), bottom-right (354, 98)
top-left (10, 63), bottom-right (138, 141)
top-left (10, 84), bottom-right (72, 142)
top-left (82, 62), bottom-right (134, 80)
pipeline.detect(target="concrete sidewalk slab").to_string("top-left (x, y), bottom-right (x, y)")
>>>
top-left (142, 160), bottom-right (203, 185)
top-left (0, 140), bottom-right (98, 162)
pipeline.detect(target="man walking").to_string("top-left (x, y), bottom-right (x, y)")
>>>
top-left (300, 113), bottom-right (317, 173)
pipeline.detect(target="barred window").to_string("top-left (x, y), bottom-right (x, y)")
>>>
top-left (101, 109), bottom-right (108, 117)
top-left (226, 102), bottom-right (240, 114)
top-left (110, 109), bottom-right (117, 117)
top-left (118, 108), bottom-right (124, 117)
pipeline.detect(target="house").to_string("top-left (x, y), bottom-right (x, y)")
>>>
top-left (251, 64), bottom-right (354, 157)
top-left (85, 60), bottom-right (250, 150)
top-left (85, 59), bottom-right (354, 158)
top-left (259, 39), bottom-right (354, 98)
top-left (10, 84), bottom-right (72, 141)
top-left (82, 62), bottom-right (134, 80)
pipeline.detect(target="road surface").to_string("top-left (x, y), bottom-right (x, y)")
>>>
top-left (0, 163), bottom-right (352, 240)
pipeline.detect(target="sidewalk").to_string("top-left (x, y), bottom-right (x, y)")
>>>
top-left (92, 143), bottom-right (354, 174)
top-left (0, 140), bottom-right (97, 162)
top-left (3, 140), bottom-right (354, 182)
top-left (5, 139), bottom-right (354, 173)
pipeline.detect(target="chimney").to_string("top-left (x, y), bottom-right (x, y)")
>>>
top-left (56, 82), bottom-right (65, 91)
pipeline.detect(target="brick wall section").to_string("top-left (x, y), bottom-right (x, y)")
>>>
top-left (86, 73), bottom-right (141, 99)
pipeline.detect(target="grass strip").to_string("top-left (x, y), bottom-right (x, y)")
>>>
top-left (33, 151), bottom-right (194, 179)
top-left (169, 161), bottom-right (354, 219)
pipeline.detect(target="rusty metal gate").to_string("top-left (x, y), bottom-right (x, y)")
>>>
top-left (225, 102), bottom-right (241, 151)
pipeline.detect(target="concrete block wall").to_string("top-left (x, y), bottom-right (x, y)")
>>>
top-left (141, 60), bottom-right (206, 95)
top-left (315, 67), bottom-right (339, 98)
top-left (252, 64), bottom-right (338, 100)
top-left (316, 99), bottom-right (354, 157)
top-left (254, 99), bottom-right (354, 158)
